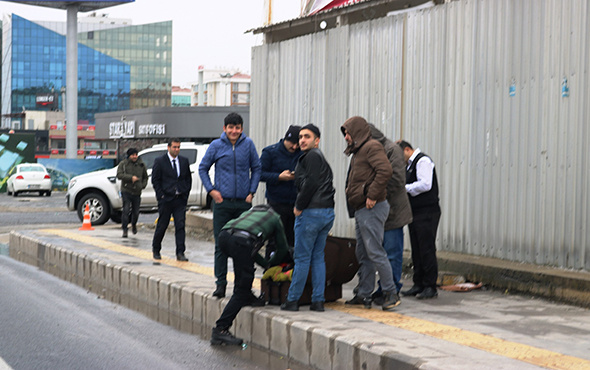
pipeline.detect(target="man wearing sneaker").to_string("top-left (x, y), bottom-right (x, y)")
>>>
top-left (367, 125), bottom-right (413, 305)
top-left (211, 204), bottom-right (288, 346)
top-left (341, 117), bottom-right (399, 311)
top-left (280, 124), bottom-right (335, 313)
top-left (399, 141), bottom-right (441, 300)
top-left (117, 148), bottom-right (148, 238)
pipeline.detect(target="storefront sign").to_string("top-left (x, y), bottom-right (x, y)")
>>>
top-left (138, 123), bottom-right (166, 136)
top-left (109, 121), bottom-right (135, 138)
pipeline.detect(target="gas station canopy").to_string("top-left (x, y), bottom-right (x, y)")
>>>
top-left (4, 0), bottom-right (134, 12)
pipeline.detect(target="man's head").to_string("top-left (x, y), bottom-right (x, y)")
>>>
top-left (299, 124), bottom-right (321, 152)
top-left (167, 138), bottom-right (181, 158)
top-left (283, 125), bottom-right (301, 153)
top-left (223, 112), bottom-right (244, 145)
top-left (127, 148), bottom-right (138, 162)
top-left (398, 140), bottom-right (414, 162)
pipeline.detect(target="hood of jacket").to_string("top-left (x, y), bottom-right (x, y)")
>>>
top-left (341, 116), bottom-right (372, 156)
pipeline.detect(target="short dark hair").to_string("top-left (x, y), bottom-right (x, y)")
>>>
top-left (168, 138), bottom-right (181, 146)
top-left (398, 140), bottom-right (413, 150)
top-left (224, 112), bottom-right (243, 127)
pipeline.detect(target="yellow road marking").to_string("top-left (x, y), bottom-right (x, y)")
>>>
top-left (41, 229), bottom-right (589, 369)
top-left (326, 303), bottom-right (590, 370)
top-left (40, 229), bottom-right (259, 289)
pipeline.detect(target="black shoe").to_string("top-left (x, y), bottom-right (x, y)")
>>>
top-left (280, 300), bottom-right (299, 311)
top-left (401, 285), bottom-right (424, 297)
top-left (310, 301), bottom-right (325, 312)
top-left (248, 293), bottom-right (266, 307)
top-left (416, 287), bottom-right (438, 300)
top-left (212, 286), bottom-right (226, 299)
top-left (210, 327), bottom-right (243, 346)
top-left (345, 295), bottom-right (372, 309)
top-left (131, 225), bottom-right (137, 234)
top-left (382, 291), bottom-right (401, 311)
top-left (371, 291), bottom-right (384, 306)
top-left (153, 251), bottom-right (162, 260)
top-left (176, 253), bottom-right (189, 262)
top-left (122, 230), bottom-right (128, 238)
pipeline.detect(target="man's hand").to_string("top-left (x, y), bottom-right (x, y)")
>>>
top-left (246, 193), bottom-right (254, 203)
top-left (293, 207), bottom-right (302, 217)
top-left (366, 198), bottom-right (376, 209)
top-left (210, 190), bottom-right (223, 204)
top-left (131, 175), bottom-right (139, 183)
top-left (278, 170), bottom-right (295, 181)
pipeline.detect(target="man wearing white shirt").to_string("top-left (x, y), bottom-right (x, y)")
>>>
top-left (399, 141), bottom-right (441, 299)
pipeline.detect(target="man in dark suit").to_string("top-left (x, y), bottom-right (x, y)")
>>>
top-left (151, 138), bottom-right (192, 261)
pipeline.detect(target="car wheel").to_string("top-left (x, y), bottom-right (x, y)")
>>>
top-left (110, 210), bottom-right (122, 224)
top-left (46, 191), bottom-right (52, 197)
top-left (39, 191), bottom-right (44, 196)
top-left (13, 191), bottom-right (18, 197)
top-left (6, 186), bottom-right (11, 196)
top-left (77, 193), bottom-right (110, 225)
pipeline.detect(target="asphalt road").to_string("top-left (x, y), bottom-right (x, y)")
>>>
top-left (0, 191), bottom-right (158, 228)
top-left (0, 255), bottom-right (308, 370)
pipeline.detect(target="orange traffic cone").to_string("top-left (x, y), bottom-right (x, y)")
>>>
top-left (79, 203), bottom-right (95, 231)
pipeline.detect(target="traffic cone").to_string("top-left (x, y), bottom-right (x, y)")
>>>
top-left (79, 203), bottom-right (95, 231)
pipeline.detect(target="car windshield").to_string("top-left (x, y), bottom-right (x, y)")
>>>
top-left (139, 149), bottom-right (197, 169)
top-left (20, 166), bottom-right (44, 172)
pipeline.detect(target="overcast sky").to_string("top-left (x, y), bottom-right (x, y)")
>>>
top-left (1, 0), bottom-right (300, 86)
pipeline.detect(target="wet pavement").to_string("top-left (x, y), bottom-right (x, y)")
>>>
top-left (4, 223), bottom-right (590, 370)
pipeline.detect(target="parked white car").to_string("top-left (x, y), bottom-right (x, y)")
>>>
top-left (6, 163), bottom-right (52, 197)
top-left (66, 142), bottom-right (213, 225)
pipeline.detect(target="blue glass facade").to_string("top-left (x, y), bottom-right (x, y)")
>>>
top-left (2, 14), bottom-right (171, 125)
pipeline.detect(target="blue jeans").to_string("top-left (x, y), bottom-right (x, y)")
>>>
top-left (380, 228), bottom-right (404, 293)
top-left (287, 208), bottom-right (335, 303)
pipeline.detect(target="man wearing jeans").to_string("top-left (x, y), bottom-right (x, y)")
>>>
top-left (341, 116), bottom-right (399, 311)
top-left (280, 124), bottom-right (335, 312)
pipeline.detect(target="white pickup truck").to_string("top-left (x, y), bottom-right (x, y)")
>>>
top-left (66, 142), bottom-right (212, 225)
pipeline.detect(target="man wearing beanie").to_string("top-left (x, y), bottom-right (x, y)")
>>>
top-left (260, 125), bottom-right (303, 251)
top-left (280, 123), bottom-right (335, 312)
top-left (116, 148), bottom-right (148, 238)
top-left (341, 116), bottom-right (399, 311)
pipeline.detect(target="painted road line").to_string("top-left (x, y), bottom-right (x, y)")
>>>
top-left (39, 229), bottom-right (259, 290)
top-left (327, 302), bottom-right (590, 370)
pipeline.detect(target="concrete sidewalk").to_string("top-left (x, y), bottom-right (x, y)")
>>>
top-left (6, 222), bottom-right (590, 370)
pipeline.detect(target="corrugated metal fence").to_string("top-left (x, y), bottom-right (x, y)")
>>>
top-left (251, 0), bottom-right (590, 270)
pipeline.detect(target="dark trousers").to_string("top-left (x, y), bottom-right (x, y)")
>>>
top-left (152, 197), bottom-right (187, 255)
top-left (121, 192), bottom-right (141, 231)
top-left (212, 199), bottom-right (251, 288)
top-left (215, 230), bottom-right (255, 330)
top-left (267, 201), bottom-right (295, 262)
top-left (408, 209), bottom-right (441, 289)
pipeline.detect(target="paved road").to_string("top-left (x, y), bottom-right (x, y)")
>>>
top-left (0, 191), bottom-right (158, 227)
top-left (0, 255), bottom-right (308, 370)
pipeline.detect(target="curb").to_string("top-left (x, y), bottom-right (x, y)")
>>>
top-left (8, 230), bottom-right (423, 370)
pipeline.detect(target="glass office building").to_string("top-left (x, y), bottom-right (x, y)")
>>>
top-left (1, 14), bottom-right (172, 127)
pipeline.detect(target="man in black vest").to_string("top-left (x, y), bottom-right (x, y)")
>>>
top-left (398, 141), bottom-right (441, 299)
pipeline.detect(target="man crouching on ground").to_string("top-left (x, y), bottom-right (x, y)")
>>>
top-left (211, 204), bottom-right (288, 346)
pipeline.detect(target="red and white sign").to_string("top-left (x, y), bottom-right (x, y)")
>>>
top-left (302, 0), bottom-right (363, 16)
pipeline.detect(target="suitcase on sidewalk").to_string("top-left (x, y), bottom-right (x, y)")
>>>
top-left (260, 236), bottom-right (359, 306)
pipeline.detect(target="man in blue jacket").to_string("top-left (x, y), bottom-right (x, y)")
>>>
top-left (199, 112), bottom-right (261, 299)
top-left (260, 125), bottom-right (302, 249)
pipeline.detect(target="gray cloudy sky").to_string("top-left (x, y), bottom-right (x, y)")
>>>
top-left (1, 0), bottom-right (300, 86)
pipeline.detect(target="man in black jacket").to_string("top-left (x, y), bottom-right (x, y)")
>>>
top-left (280, 124), bottom-right (335, 312)
top-left (151, 138), bottom-right (192, 262)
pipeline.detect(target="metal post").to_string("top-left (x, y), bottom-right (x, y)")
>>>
top-left (198, 69), bottom-right (204, 106)
top-left (65, 4), bottom-right (79, 159)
